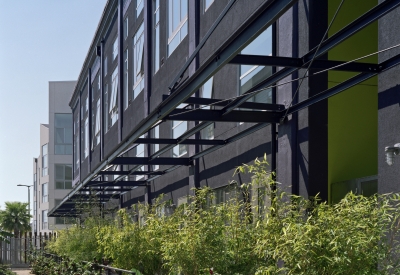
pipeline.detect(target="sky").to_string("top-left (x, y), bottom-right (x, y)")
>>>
top-left (0, 0), bottom-right (107, 211)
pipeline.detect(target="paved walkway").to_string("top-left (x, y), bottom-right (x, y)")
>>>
top-left (11, 269), bottom-right (31, 275)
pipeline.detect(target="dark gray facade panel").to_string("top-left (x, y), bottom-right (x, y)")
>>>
top-left (378, 3), bottom-right (400, 193)
top-left (198, 0), bottom-right (267, 65)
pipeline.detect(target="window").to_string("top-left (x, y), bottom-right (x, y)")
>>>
top-left (74, 134), bottom-right (79, 167)
top-left (200, 77), bottom-right (214, 140)
top-left (124, 17), bottom-right (129, 39)
top-left (153, 125), bottom-right (160, 170)
top-left (42, 210), bottom-right (48, 230)
top-left (168, 0), bottom-right (188, 56)
top-left (124, 49), bottom-right (129, 108)
top-left (136, 0), bottom-right (144, 17)
top-left (55, 216), bottom-right (75, 225)
top-left (42, 144), bottom-right (48, 176)
top-left (104, 83), bottom-right (109, 131)
top-left (92, 99), bottom-right (101, 148)
top-left (172, 121), bottom-right (187, 157)
top-left (204, 0), bottom-right (214, 11)
top-left (239, 27), bottom-right (273, 104)
top-left (84, 117), bottom-right (89, 158)
top-left (133, 22), bottom-right (145, 100)
top-left (104, 56), bottom-right (108, 76)
top-left (55, 164), bottom-right (72, 189)
top-left (113, 38), bottom-right (118, 60)
top-left (55, 114), bottom-right (73, 155)
top-left (154, 0), bottom-right (160, 72)
top-left (136, 143), bottom-right (145, 180)
top-left (33, 173), bottom-right (37, 191)
top-left (110, 67), bottom-right (119, 127)
top-left (42, 183), bottom-right (48, 203)
top-left (33, 202), bottom-right (36, 216)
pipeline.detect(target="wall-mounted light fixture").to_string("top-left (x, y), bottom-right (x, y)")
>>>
top-left (385, 143), bottom-right (400, 166)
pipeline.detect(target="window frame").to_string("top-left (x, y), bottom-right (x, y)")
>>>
top-left (42, 183), bottom-right (48, 203)
top-left (168, 0), bottom-right (188, 56)
top-left (109, 66), bottom-right (119, 127)
top-left (42, 144), bottom-right (48, 176)
top-left (55, 164), bottom-right (73, 190)
top-left (133, 22), bottom-right (145, 101)
top-left (172, 120), bottom-right (187, 157)
top-left (54, 113), bottom-right (73, 155)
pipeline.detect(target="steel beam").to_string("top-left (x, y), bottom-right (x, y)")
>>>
top-left (97, 170), bottom-right (165, 175)
top-left (136, 137), bottom-right (225, 145)
top-left (221, 0), bottom-right (400, 114)
top-left (167, 109), bottom-right (281, 123)
top-left (162, 94), bottom-right (285, 110)
top-left (285, 53), bottom-right (400, 116)
top-left (229, 54), bottom-right (380, 72)
top-left (86, 180), bottom-right (147, 187)
top-left (110, 157), bottom-right (191, 166)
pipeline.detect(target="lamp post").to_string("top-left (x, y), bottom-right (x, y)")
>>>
top-left (17, 184), bottom-right (33, 217)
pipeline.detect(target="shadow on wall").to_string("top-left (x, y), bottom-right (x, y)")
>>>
top-left (379, 84), bottom-right (400, 109)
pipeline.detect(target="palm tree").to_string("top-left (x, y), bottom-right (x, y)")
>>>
top-left (0, 202), bottom-right (31, 236)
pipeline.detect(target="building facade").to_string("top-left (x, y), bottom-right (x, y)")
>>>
top-left (50, 0), bottom-right (400, 217)
top-left (33, 81), bottom-right (76, 233)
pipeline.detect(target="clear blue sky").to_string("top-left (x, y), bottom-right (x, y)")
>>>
top-left (0, 1), bottom-right (107, 210)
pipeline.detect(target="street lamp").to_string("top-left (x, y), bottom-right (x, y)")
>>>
top-left (17, 185), bottom-right (33, 217)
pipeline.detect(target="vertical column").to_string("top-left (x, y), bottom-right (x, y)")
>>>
top-left (144, 0), bottom-right (153, 205)
top-left (100, 42), bottom-right (105, 161)
top-left (188, 0), bottom-right (200, 196)
top-left (118, 0), bottom-right (124, 142)
top-left (78, 96), bottom-right (82, 183)
top-left (308, 0), bottom-right (328, 201)
top-left (88, 70), bottom-right (92, 173)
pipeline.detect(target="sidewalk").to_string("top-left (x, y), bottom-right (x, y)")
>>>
top-left (11, 269), bottom-right (31, 275)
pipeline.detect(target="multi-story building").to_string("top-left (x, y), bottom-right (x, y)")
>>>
top-left (33, 81), bottom-right (76, 233)
top-left (49, 0), bottom-right (400, 218)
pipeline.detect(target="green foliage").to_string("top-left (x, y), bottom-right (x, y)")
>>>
top-left (0, 263), bottom-right (14, 275)
top-left (29, 251), bottom-right (101, 275)
top-left (0, 227), bottom-right (13, 243)
top-left (0, 202), bottom-right (31, 236)
top-left (45, 156), bottom-right (400, 274)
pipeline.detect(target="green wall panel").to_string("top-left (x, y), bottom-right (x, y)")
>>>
top-left (328, 0), bottom-right (378, 202)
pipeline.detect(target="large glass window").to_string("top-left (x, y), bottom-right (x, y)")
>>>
top-left (84, 117), bottom-right (89, 158)
top-left (133, 22), bottom-right (145, 101)
top-left (168, 0), bottom-right (188, 56)
top-left (55, 114), bottom-right (72, 155)
top-left (33, 173), bottom-right (37, 191)
top-left (172, 120), bottom-right (187, 157)
top-left (154, 0), bottom-right (160, 73)
top-left (104, 83), bottom-right (109, 131)
top-left (42, 144), bottom-right (48, 176)
top-left (136, 0), bottom-right (144, 17)
top-left (42, 210), bottom-right (48, 230)
top-left (42, 183), bottom-right (48, 203)
top-left (124, 49), bottom-right (129, 108)
top-left (92, 99), bottom-right (101, 148)
top-left (74, 134), bottom-right (79, 167)
top-left (110, 67), bottom-right (119, 127)
top-left (113, 38), bottom-right (118, 61)
top-left (124, 17), bottom-right (129, 39)
top-left (239, 27), bottom-right (273, 104)
top-left (200, 77), bottom-right (214, 140)
top-left (153, 125), bottom-right (160, 170)
top-left (55, 164), bottom-right (72, 189)
top-left (33, 202), bottom-right (36, 216)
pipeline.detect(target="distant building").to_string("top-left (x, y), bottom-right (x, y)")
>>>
top-left (32, 81), bottom-right (76, 233)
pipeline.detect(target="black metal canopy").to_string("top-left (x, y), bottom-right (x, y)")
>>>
top-left (49, 0), bottom-right (400, 217)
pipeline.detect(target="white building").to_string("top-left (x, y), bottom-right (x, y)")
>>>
top-left (32, 81), bottom-right (76, 233)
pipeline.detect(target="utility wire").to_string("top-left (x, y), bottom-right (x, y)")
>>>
top-left (168, 41), bottom-right (400, 117)
top-left (280, 0), bottom-right (345, 123)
